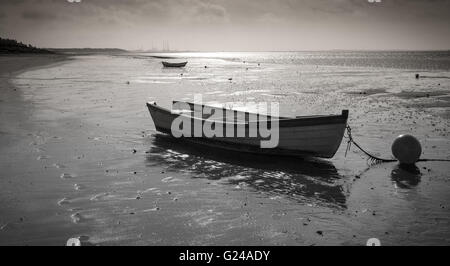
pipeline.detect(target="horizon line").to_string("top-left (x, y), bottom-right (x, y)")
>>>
top-left (46, 47), bottom-right (450, 53)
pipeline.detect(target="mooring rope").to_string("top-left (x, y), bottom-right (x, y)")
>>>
top-left (344, 125), bottom-right (450, 164)
top-left (344, 125), bottom-right (396, 164)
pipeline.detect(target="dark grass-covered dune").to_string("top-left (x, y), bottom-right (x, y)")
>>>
top-left (0, 38), bottom-right (54, 54)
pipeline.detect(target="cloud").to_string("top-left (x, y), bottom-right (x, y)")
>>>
top-left (181, 0), bottom-right (229, 24)
top-left (257, 12), bottom-right (283, 24)
top-left (193, 1), bottom-right (227, 18)
top-left (0, 0), bottom-right (449, 50)
top-left (3, 0), bottom-right (448, 25)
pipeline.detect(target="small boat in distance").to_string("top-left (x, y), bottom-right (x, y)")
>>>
top-left (146, 101), bottom-right (349, 159)
top-left (162, 61), bottom-right (188, 68)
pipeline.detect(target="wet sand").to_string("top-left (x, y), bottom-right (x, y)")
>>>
top-left (0, 54), bottom-right (77, 245)
top-left (0, 53), bottom-right (449, 246)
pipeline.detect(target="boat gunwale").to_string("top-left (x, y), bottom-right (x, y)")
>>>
top-left (147, 102), bottom-right (349, 128)
top-left (173, 100), bottom-right (292, 120)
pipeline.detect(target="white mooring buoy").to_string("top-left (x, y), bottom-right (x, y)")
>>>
top-left (391, 134), bottom-right (422, 164)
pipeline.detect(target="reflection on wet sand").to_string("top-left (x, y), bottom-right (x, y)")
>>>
top-left (146, 134), bottom-right (348, 208)
top-left (391, 164), bottom-right (422, 189)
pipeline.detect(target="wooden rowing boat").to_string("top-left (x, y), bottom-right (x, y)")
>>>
top-left (161, 61), bottom-right (187, 67)
top-left (146, 101), bottom-right (348, 159)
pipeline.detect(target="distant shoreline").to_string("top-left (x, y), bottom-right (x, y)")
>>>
top-left (132, 49), bottom-right (450, 53)
top-left (0, 38), bottom-right (55, 54)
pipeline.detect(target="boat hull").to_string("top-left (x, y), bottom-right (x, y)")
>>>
top-left (146, 102), bottom-right (348, 159)
top-left (161, 61), bottom-right (187, 67)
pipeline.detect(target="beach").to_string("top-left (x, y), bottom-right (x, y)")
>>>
top-left (0, 52), bottom-right (449, 245)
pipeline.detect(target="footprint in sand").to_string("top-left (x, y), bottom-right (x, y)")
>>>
top-left (34, 148), bottom-right (45, 153)
top-left (53, 163), bottom-right (66, 169)
top-left (70, 212), bottom-right (86, 224)
top-left (142, 207), bottom-right (160, 213)
top-left (58, 198), bottom-right (71, 206)
top-left (37, 155), bottom-right (50, 160)
top-left (60, 173), bottom-right (75, 179)
top-left (74, 184), bottom-right (85, 190)
top-left (71, 213), bottom-right (84, 224)
top-left (90, 192), bottom-right (109, 201)
top-left (68, 207), bottom-right (83, 212)
top-left (138, 187), bottom-right (159, 194)
top-left (161, 176), bottom-right (182, 183)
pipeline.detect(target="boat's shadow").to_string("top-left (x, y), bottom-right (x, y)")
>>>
top-left (146, 134), bottom-right (348, 208)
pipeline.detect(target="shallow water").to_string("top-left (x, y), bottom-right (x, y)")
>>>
top-left (1, 51), bottom-right (450, 245)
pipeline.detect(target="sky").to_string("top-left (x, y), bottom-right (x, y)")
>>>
top-left (0, 0), bottom-right (449, 51)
